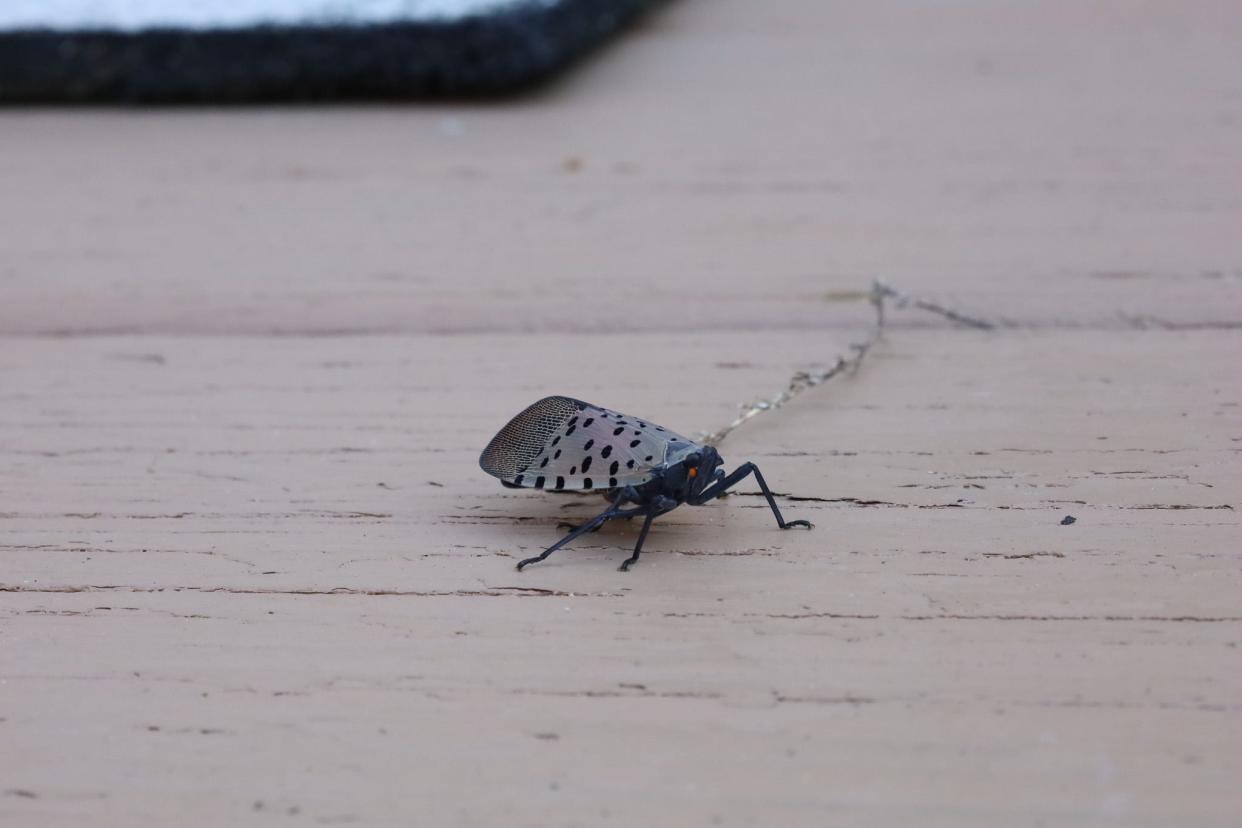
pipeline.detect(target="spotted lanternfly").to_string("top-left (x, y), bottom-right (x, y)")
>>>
top-left (479, 396), bottom-right (812, 571)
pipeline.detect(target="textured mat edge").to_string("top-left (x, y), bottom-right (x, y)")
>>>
top-left (0, 0), bottom-right (663, 102)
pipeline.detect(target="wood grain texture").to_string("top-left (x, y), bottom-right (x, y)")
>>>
top-left (2, 0), bottom-right (1241, 825)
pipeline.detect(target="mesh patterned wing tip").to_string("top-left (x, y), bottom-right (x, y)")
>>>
top-left (479, 396), bottom-right (585, 481)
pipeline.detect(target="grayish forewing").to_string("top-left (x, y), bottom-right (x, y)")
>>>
top-left (479, 396), bottom-right (582, 481)
top-left (480, 397), bottom-right (699, 491)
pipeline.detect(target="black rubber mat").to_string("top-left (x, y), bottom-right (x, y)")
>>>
top-left (0, 0), bottom-right (662, 102)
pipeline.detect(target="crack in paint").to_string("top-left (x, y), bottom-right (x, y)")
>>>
top-left (0, 584), bottom-right (615, 598)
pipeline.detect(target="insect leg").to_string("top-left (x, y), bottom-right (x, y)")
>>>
top-left (691, 462), bottom-right (813, 530)
top-left (558, 506), bottom-right (644, 534)
top-left (517, 515), bottom-right (607, 570)
top-left (556, 486), bottom-right (645, 532)
top-left (517, 492), bottom-right (626, 571)
top-left (618, 506), bottom-right (659, 572)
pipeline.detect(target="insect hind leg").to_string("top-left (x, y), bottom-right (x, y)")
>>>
top-left (690, 462), bottom-right (813, 530)
top-left (517, 492), bottom-right (629, 571)
top-left (558, 506), bottom-right (644, 534)
top-left (517, 515), bottom-right (607, 571)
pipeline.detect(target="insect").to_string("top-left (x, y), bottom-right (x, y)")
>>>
top-left (479, 396), bottom-right (813, 571)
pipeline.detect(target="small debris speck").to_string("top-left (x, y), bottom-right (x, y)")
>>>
top-left (1060, 515), bottom-right (1077, 525)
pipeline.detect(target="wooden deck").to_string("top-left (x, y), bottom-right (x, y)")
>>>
top-left (2, 1), bottom-right (1240, 825)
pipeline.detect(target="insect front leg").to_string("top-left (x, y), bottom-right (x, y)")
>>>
top-left (690, 462), bottom-right (813, 530)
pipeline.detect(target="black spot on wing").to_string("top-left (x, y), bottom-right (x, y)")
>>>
top-left (555, 476), bottom-right (565, 490)
top-left (535, 476), bottom-right (545, 488)
top-left (609, 460), bottom-right (619, 475)
top-left (609, 477), bottom-right (618, 487)
top-left (629, 440), bottom-right (641, 448)
top-left (581, 456), bottom-right (592, 473)
top-left (600, 445), bottom-right (612, 459)
top-left (613, 426), bottom-right (625, 436)
top-left (582, 478), bottom-right (593, 489)
top-left (584, 439), bottom-right (594, 451)
top-left (583, 417), bottom-right (594, 427)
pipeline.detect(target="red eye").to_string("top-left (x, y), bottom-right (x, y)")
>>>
top-left (688, 468), bottom-right (697, 478)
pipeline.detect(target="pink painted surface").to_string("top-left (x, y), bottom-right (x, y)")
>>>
top-left (2, 1), bottom-right (1240, 825)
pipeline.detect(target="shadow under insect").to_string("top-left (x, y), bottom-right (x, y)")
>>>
top-left (480, 396), bottom-right (812, 572)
